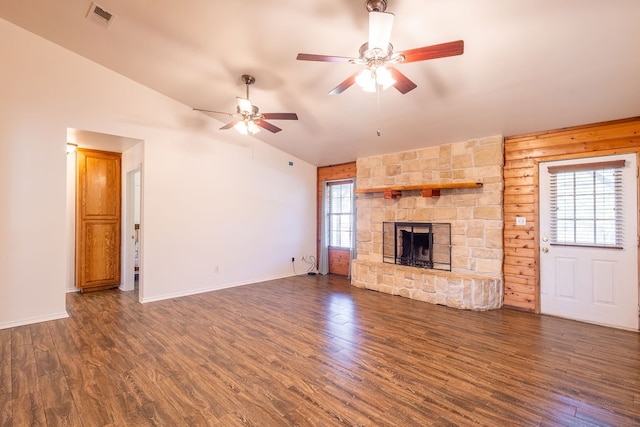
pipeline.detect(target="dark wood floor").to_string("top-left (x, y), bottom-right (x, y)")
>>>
top-left (1, 274), bottom-right (639, 426)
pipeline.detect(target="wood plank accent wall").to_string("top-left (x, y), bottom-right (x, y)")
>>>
top-left (317, 162), bottom-right (357, 276)
top-left (503, 117), bottom-right (640, 312)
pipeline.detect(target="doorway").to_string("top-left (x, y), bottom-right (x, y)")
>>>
top-left (122, 168), bottom-right (141, 292)
top-left (65, 128), bottom-right (143, 294)
top-left (539, 153), bottom-right (639, 329)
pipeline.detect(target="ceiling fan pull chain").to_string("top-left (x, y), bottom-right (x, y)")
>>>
top-left (376, 81), bottom-right (382, 137)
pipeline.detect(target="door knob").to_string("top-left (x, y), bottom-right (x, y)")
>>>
top-left (542, 247), bottom-right (549, 253)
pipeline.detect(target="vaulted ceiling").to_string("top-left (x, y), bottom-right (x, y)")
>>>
top-left (2, 0), bottom-right (639, 166)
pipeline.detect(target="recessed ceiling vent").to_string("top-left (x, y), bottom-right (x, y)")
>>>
top-left (86, 2), bottom-right (115, 28)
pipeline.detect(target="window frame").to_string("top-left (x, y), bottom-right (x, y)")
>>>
top-left (326, 179), bottom-right (354, 250)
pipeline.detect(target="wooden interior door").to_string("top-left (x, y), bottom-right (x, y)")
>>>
top-left (76, 148), bottom-right (122, 291)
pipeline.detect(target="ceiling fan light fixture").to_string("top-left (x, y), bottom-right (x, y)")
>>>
top-left (376, 66), bottom-right (395, 89)
top-left (234, 119), bottom-right (260, 135)
top-left (356, 66), bottom-right (395, 92)
top-left (356, 69), bottom-right (377, 92)
top-left (233, 121), bottom-right (249, 135)
top-left (247, 120), bottom-right (260, 135)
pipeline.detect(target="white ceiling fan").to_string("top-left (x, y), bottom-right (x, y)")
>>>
top-left (194, 75), bottom-right (298, 135)
top-left (297, 0), bottom-right (464, 94)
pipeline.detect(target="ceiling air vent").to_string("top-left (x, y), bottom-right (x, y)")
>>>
top-left (86, 2), bottom-right (115, 28)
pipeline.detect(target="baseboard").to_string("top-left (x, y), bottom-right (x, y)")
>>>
top-left (0, 311), bottom-right (69, 330)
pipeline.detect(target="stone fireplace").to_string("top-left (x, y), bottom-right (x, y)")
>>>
top-left (351, 136), bottom-right (504, 311)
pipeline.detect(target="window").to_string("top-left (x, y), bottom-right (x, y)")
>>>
top-left (549, 160), bottom-right (624, 248)
top-left (327, 180), bottom-right (354, 249)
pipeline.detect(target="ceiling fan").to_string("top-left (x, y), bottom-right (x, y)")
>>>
top-left (296, 0), bottom-right (464, 95)
top-left (193, 74), bottom-right (298, 135)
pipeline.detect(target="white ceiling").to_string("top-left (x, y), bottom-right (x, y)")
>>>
top-left (2, 0), bottom-right (639, 166)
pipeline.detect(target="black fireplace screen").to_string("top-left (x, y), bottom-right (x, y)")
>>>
top-left (383, 222), bottom-right (451, 271)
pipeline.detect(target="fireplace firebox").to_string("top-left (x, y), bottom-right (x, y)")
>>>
top-left (383, 222), bottom-right (451, 271)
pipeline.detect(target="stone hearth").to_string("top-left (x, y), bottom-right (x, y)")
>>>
top-left (352, 261), bottom-right (503, 310)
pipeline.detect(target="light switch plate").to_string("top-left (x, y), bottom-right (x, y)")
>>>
top-left (516, 216), bottom-right (526, 226)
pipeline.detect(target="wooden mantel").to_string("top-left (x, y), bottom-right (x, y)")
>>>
top-left (355, 182), bottom-right (483, 199)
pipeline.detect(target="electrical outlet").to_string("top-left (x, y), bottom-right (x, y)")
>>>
top-left (291, 257), bottom-right (295, 263)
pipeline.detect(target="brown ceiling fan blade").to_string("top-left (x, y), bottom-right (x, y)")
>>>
top-left (193, 108), bottom-right (234, 117)
top-left (296, 53), bottom-right (354, 63)
top-left (329, 72), bottom-right (360, 95)
top-left (256, 120), bottom-right (282, 133)
top-left (220, 120), bottom-right (239, 130)
top-left (398, 40), bottom-right (464, 64)
top-left (262, 113), bottom-right (298, 120)
top-left (389, 67), bottom-right (417, 94)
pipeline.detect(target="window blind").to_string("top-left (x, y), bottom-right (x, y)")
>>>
top-left (548, 161), bottom-right (624, 248)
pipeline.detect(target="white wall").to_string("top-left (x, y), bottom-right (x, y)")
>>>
top-left (140, 135), bottom-right (316, 302)
top-left (0, 18), bottom-right (317, 328)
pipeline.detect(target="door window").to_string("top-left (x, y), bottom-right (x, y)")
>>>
top-left (548, 160), bottom-right (624, 248)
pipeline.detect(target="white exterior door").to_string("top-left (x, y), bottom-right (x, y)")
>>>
top-left (539, 153), bottom-right (639, 330)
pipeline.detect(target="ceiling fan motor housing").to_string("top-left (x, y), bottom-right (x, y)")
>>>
top-left (236, 105), bottom-right (259, 116)
top-left (359, 42), bottom-right (394, 63)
